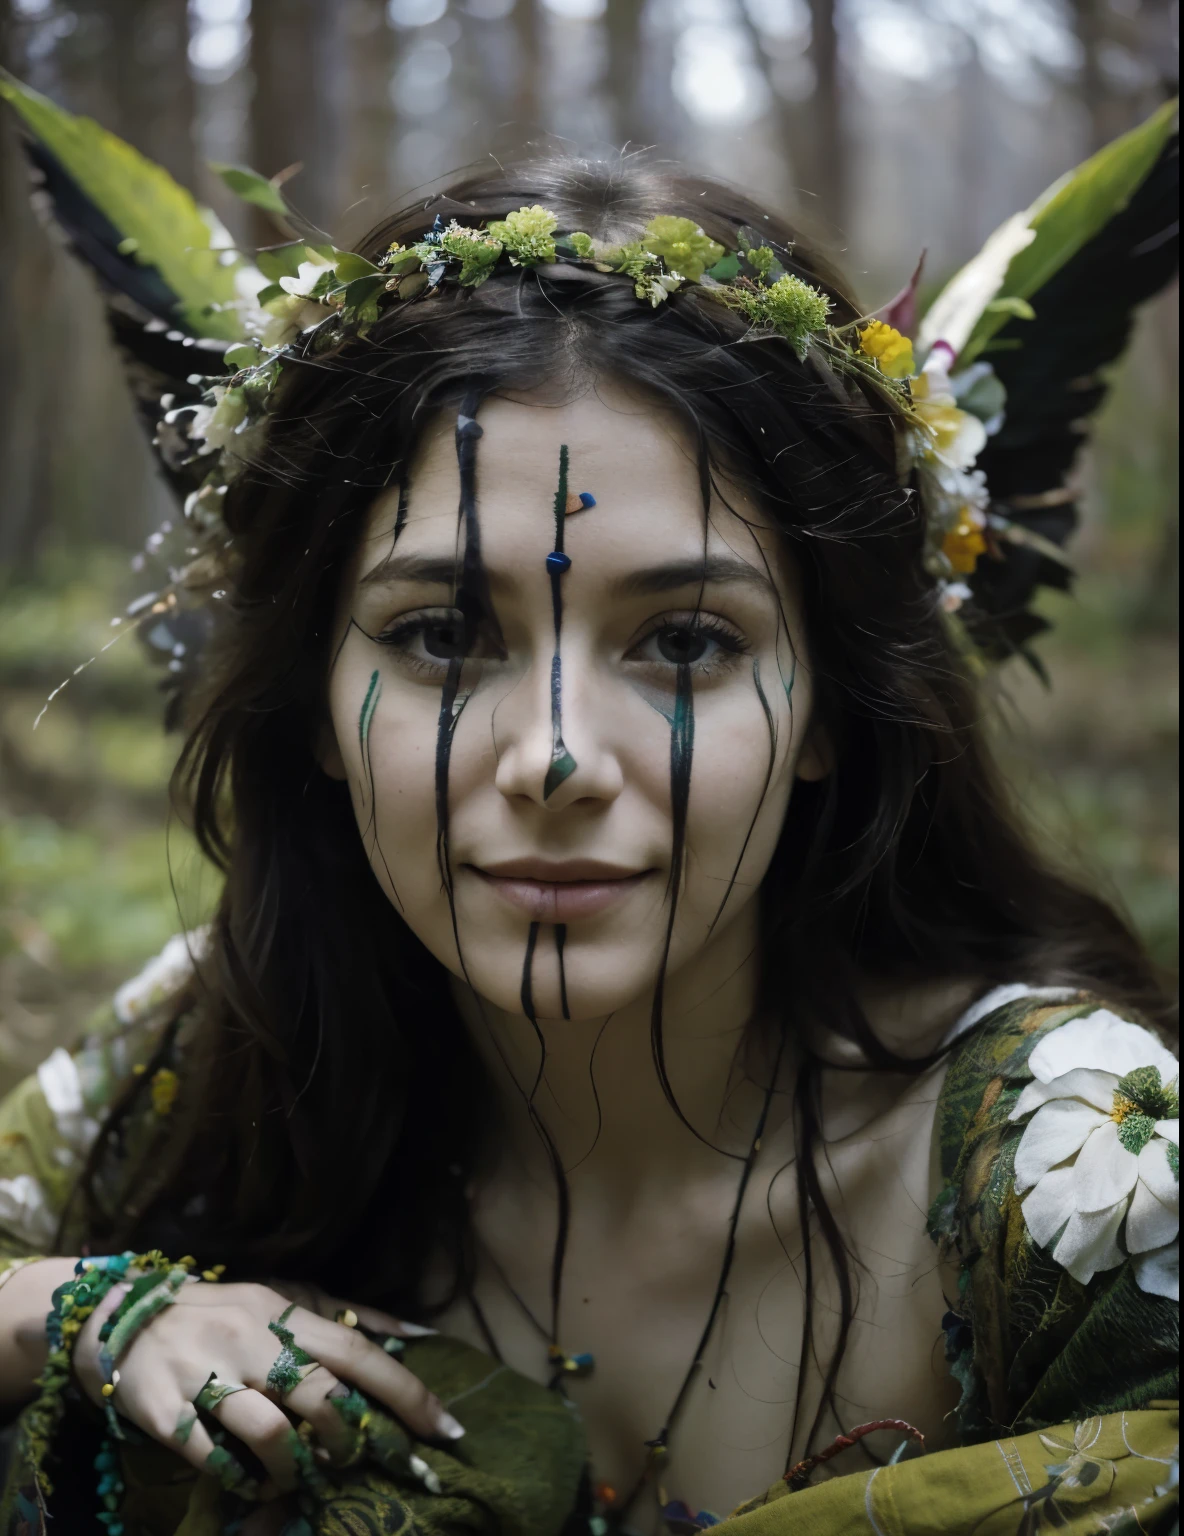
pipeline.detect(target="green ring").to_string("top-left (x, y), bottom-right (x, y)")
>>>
top-left (266, 1310), bottom-right (318, 1398)
top-left (193, 1371), bottom-right (250, 1413)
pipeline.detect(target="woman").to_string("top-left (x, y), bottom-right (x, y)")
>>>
top-left (0, 81), bottom-right (1178, 1535)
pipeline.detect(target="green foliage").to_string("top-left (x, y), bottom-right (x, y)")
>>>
top-left (640, 216), bottom-right (724, 282)
top-left (565, 232), bottom-right (595, 260)
top-left (485, 205), bottom-right (558, 266)
top-left (0, 71), bottom-right (244, 341)
top-left (436, 225), bottom-right (503, 286)
top-left (723, 273), bottom-right (832, 358)
top-left (210, 161), bottom-right (292, 217)
top-left (958, 98), bottom-right (1178, 365)
top-left (1117, 1066), bottom-right (1178, 1119)
top-left (256, 243), bottom-right (315, 281)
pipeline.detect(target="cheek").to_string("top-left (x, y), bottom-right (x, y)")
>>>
top-left (329, 665), bottom-right (444, 909)
top-left (675, 681), bottom-right (799, 916)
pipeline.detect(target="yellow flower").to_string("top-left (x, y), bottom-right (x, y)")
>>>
top-left (641, 216), bottom-right (724, 281)
top-left (942, 508), bottom-right (987, 574)
top-left (151, 1067), bottom-right (180, 1116)
top-left (859, 319), bottom-right (915, 379)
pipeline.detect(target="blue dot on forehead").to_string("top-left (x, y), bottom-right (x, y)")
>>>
top-left (546, 551), bottom-right (572, 575)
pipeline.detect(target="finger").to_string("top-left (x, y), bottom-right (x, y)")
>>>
top-left (211, 1387), bottom-right (304, 1494)
top-left (73, 1281), bottom-right (133, 1401)
top-left (273, 1309), bottom-right (463, 1442)
top-left (149, 1398), bottom-right (222, 1480)
top-left (351, 1302), bottom-right (435, 1339)
top-left (282, 1366), bottom-right (367, 1464)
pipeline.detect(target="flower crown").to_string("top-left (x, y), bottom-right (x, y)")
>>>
top-left (1, 71), bottom-right (1176, 702)
top-left (186, 205), bottom-right (1008, 622)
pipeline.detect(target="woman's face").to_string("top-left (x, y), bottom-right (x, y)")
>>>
top-left (323, 382), bottom-right (825, 1021)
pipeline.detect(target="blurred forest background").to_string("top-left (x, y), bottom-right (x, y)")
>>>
top-left (0, 0), bottom-right (1178, 1091)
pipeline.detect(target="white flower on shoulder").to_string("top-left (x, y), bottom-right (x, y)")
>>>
top-left (114, 928), bottom-right (210, 1025)
top-left (1009, 1010), bottom-right (1179, 1297)
top-left (0, 1174), bottom-right (57, 1248)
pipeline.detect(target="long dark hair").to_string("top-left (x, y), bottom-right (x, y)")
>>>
top-left (74, 155), bottom-right (1172, 1457)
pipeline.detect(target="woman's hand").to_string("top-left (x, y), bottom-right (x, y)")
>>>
top-left (73, 1279), bottom-right (462, 1497)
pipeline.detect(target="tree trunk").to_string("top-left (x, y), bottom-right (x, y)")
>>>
top-left (250, 0), bottom-right (341, 235)
top-left (807, 0), bottom-right (845, 234)
top-left (512, 0), bottom-right (540, 135)
top-left (604, 0), bottom-right (642, 149)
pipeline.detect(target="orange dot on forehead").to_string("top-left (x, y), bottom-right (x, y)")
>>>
top-left (564, 491), bottom-right (597, 516)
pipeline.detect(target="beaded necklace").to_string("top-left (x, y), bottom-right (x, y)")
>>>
top-left (467, 1044), bottom-right (788, 1533)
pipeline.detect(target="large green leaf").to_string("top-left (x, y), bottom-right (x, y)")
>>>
top-left (952, 98), bottom-right (1178, 367)
top-left (0, 70), bottom-right (244, 340)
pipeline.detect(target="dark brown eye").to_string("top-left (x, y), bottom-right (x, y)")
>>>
top-left (655, 626), bottom-right (709, 665)
top-left (421, 618), bottom-right (468, 659)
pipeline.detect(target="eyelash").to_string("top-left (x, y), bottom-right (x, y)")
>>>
top-left (626, 611), bottom-right (751, 679)
top-left (373, 608), bottom-right (490, 677)
top-left (372, 608), bottom-right (751, 680)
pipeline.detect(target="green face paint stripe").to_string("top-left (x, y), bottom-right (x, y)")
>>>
top-left (358, 668), bottom-right (381, 754)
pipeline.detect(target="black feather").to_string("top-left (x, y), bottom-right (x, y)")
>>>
top-left (967, 133), bottom-right (1179, 661)
top-left (22, 137), bottom-right (226, 504)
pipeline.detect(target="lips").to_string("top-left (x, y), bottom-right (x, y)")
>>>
top-left (470, 859), bottom-right (653, 921)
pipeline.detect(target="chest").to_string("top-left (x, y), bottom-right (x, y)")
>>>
top-left (432, 1067), bottom-right (961, 1526)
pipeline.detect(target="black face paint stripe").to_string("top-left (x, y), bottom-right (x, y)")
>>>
top-left (554, 923), bottom-right (570, 1021)
top-left (665, 659), bottom-right (695, 900)
top-left (648, 658), bottom-right (740, 1158)
top-left (543, 444), bottom-right (577, 800)
top-left (705, 656), bottom-right (780, 940)
top-left (433, 394), bottom-right (486, 984)
top-left (520, 919), bottom-right (541, 1021)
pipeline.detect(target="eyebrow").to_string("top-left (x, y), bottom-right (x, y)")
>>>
top-left (358, 551), bottom-right (775, 597)
top-left (359, 553), bottom-right (460, 589)
top-left (609, 556), bottom-right (775, 599)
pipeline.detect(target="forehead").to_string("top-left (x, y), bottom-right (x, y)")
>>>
top-left (355, 382), bottom-right (784, 579)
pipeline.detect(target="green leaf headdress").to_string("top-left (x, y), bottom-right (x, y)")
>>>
top-left (1, 70), bottom-right (1177, 690)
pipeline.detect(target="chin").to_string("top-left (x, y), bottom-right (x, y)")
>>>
top-left (457, 941), bottom-right (666, 1023)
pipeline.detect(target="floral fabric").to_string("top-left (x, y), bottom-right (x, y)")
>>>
top-left (723, 1407), bottom-right (1178, 1534)
top-left (927, 991), bottom-right (1179, 1442)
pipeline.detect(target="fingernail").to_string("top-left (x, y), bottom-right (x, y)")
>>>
top-left (435, 1411), bottom-right (465, 1440)
top-left (397, 1321), bottom-right (437, 1337)
top-left (327, 1383), bottom-right (350, 1400)
top-left (313, 1446), bottom-right (332, 1464)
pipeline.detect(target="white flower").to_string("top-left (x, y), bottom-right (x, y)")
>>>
top-left (939, 581), bottom-right (972, 613)
top-left (0, 1174), bottom-right (56, 1248)
top-left (37, 1048), bottom-right (100, 1157)
top-left (277, 255), bottom-right (335, 299)
top-left (1009, 1010), bottom-right (1180, 1297)
top-left (911, 350), bottom-right (989, 473)
top-left (644, 272), bottom-right (683, 307)
top-left (114, 929), bottom-right (210, 1025)
top-left (259, 293), bottom-right (332, 349)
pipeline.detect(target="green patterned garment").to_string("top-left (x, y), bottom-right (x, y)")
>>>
top-left (0, 949), bottom-right (1177, 1535)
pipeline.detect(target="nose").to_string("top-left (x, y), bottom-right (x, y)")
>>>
top-left (493, 645), bottom-right (624, 811)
